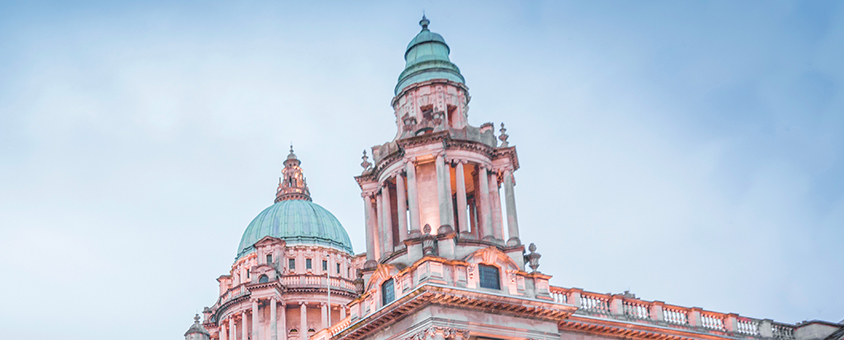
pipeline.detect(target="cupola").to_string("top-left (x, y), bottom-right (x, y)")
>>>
top-left (395, 15), bottom-right (465, 95)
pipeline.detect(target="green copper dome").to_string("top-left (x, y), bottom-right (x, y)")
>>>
top-left (395, 16), bottom-right (465, 95)
top-left (236, 200), bottom-right (354, 259)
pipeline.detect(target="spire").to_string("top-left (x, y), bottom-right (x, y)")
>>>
top-left (276, 145), bottom-right (312, 202)
top-left (420, 14), bottom-right (430, 31)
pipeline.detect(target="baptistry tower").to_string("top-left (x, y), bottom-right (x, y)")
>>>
top-left (356, 15), bottom-right (523, 269)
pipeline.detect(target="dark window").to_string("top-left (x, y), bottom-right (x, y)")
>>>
top-left (322, 260), bottom-right (328, 271)
top-left (382, 278), bottom-right (395, 305)
top-left (259, 274), bottom-right (269, 283)
top-left (306, 258), bottom-right (312, 270)
top-left (479, 264), bottom-right (500, 290)
top-left (336, 263), bottom-right (341, 274)
top-left (289, 329), bottom-right (298, 335)
top-left (289, 258), bottom-right (295, 270)
top-left (266, 254), bottom-right (272, 264)
top-left (246, 271), bottom-right (250, 279)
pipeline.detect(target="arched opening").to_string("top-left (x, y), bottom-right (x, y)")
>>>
top-left (258, 274), bottom-right (269, 283)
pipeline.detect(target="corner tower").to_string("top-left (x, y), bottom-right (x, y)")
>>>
top-left (356, 16), bottom-right (524, 269)
top-left (343, 17), bottom-right (568, 340)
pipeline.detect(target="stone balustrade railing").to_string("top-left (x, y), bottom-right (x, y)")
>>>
top-left (550, 286), bottom-right (796, 340)
top-left (280, 274), bottom-right (357, 291)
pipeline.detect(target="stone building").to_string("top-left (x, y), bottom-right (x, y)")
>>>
top-left (183, 16), bottom-right (843, 340)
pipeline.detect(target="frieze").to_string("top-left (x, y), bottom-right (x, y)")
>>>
top-left (405, 327), bottom-right (470, 340)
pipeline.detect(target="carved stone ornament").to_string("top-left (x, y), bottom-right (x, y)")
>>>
top-left (499, 122), bottom-right (509, 147)
top-left (361, 150), bottom-right (372, 170)
top-left (405, 327), bottom-right (469, 340)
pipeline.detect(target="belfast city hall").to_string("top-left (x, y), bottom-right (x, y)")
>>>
top-left (181, 16), bottom-right (843, 340)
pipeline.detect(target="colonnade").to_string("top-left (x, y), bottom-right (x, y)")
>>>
top-left (364, 155), bottom-right (521, 262)
top-left (218, 299), bottom-right (348, 340)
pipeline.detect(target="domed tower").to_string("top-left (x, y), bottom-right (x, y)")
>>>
top-left (342, 17), bottom-right (567, 340)
top-left (356, 16), bottom-right (523, 269)
top-left (204, 147), bottom-right (365, 340)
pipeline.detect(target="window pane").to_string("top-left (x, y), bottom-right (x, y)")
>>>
top-left (381, 278), bottom-right (395, 305)
top-left (322, 260), bottom-right (327, 271)
top-left (289, 258), bottom-right (295, 270)
top-left (336, 263), bottom-right (341, 274)
top-left (306, 259), bottom-right (312, 269)
top-left (267, 254), bottom-right (273, 264)
top-left (479, 265), bottom-right (500, 290)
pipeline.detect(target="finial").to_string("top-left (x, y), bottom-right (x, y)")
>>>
top-left (525, 243), bottom-right (541, 272)
top-left (194, 314), bottom-right (200, 323)
top-left (289, 143), bottom-right (294, 154)
top-left (360, 150), bottom-right (372, 170)
top-left (420, 14), bottom-right (430, 31)
top-left (498, 122), bottom-right (509, 147)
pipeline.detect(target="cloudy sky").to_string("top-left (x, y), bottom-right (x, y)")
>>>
top-left (1, 1), bottom-right (842, 339)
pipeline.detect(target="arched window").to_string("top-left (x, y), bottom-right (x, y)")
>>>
top-left (478, 264), bottom-right (500, 290)
top-left (289, 329), bottom-right (298, 335)
top-left (259, 274), bottom-right (269, 283)
top-left (382, 278), bottom-right (395, 305)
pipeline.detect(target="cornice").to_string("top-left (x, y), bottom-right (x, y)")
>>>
top-left (560, 315), bottom-right (745, 340)
top-left (335, 283), bottom-right (575, 340)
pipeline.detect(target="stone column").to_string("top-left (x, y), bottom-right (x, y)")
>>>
top-left (396, 173), bottom-right (408, 243)
top-left (503, 170), bottom-right (520, 245)
top-left (443, 159), bottom-right (454, 227)
top-left (455, 161), bottom-right (469, 233)
top-left (405, 161), bottom-right (421, 232)
top-left (489, 171), bottom-right (503, 241)
top-left (252, 299), bottom-right (259, 340)
top-left (436, 154), bottom-right (454, 229)
top-left (299, 303), bottom-right (307, 340)
top-left (279, 303), bottom-right (287, 340)
top-left (477, 167), bottom-right (493, 240)
top-left (375, 193), bottom-right (384, 259)
top-left (229, 316), bottom-right (235, 340)
top-left (271, 298), bottom-right (278, 340)
top-left (340, 306), bottom-right (346, 319)
top-left (363, 194), bottom-right (376, 263)
top-left (381, 183), bottom-right (393, 255)
top-left (468, 198), bottom-right (477, 237)
top-left (241, 311), bottom-right (247, 340)
top-left (220, 319), bottom-right (226, 340)
top-left (320, 303), bottom-right (328, 329)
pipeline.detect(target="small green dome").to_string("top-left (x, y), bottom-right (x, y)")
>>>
top-left (395, 16), bottom-right (465, 95)
top-left (236, 200), bottom-right (354, 259)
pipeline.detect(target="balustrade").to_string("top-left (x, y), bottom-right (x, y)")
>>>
top-left (622, 300), bottom-right (650, 319)
top-left (550, 289), bottom-right (567, 304)
top-left (580, 293), bottom-right (611, 314)
top-left (773, 323), bottom-right (796, 340)
top-left (663, 306), bottom-right (689, 325)
top-left (736, 318), bottom-right (760, 336)
top-left (548, 284), bottom-right (798, 339)
top-left (701, 313), bottom-right (725, 331)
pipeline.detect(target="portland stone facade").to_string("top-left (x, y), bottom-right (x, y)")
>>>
top-left (183, 17), bottom-right (843, 340)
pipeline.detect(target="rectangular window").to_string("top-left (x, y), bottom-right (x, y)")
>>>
top-left (479, 264), bottom-right (500, 290)
top-left (336, 263), bottom-right (341, 274)
top-left (381, 278), bottom-right (395, 305)
top-left (322, 260), bottom-right (328, 271)
top-left (288, 258), bottom-right (295, 270)
top-left (266, 254), bottom-right (273, 264)
top-left (306, 258), bottom-right (312, 270)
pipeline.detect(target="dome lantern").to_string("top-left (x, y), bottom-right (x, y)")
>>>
top-left (395, 16), bottom-right (465, 95)
top-left (276, 145), bottom-right (311, 202)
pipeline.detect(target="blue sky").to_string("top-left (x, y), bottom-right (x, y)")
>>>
top-left (0, 1), bottom-right (842, 339)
